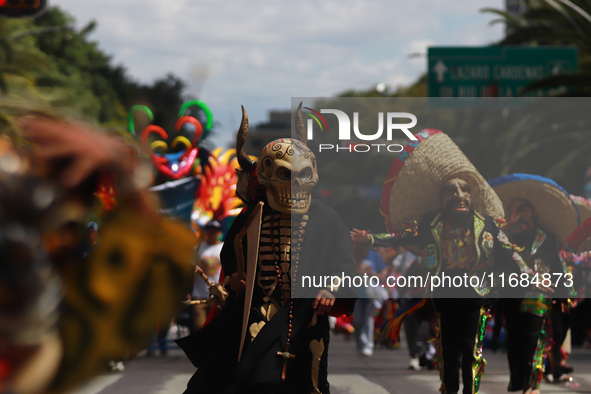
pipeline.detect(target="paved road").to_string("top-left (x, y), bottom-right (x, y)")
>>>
top-left (73, 327), bottom-right (591, 394)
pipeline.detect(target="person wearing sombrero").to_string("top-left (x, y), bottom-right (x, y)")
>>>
top-left (352, 129), bottom-right (531, 394)
top-left (542, 195), bottom-right (591, 381)
top-left (489, 174), bottom-right (579, 393)
top-left (568, 196), bottom-right (591, 352)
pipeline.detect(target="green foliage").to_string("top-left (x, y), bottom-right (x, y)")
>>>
top-left (483, 0), bottom-right (591, 95)
top-left (0, 5), bottom-right (189, 132)
top-left (480, 0), bottom-right (591, 193)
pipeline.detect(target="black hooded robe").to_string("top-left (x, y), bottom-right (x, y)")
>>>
top-left (177, 200), bottom-right (357, 394)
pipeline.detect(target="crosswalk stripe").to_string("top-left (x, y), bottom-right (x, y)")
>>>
top-left (154, 373), bottom-right (390, 394)
top-left (142, 373), bottom-right (392, 394)
top-left (328, 374), bottom-right (390, 394)
top-left (69, 374), bottom-right (123, 394)
top-left (70, 372), bottom-right (391, 394)
top-left (408, 373), bottom-right (585, 394)
top-left (156, 374), bottom-right (193, 394)
top-left (71, 370), bottom-right (589, 394)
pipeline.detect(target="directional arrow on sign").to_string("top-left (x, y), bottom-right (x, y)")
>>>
top-left (433, 60), bottom-right (448, 83)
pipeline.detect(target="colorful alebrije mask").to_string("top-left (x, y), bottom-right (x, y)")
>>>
top-left (128, 100), bottom-right (213, 180)
top-left (191, 147), bottom-right (244, 235)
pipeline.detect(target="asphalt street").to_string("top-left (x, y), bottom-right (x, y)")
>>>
top-left (71, 326), bottom-right (591, 394)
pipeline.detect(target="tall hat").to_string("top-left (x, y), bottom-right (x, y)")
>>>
top-left (380, 129), bottom-right (504, 232)
top-left (488, 174), bottom-right (579, 247)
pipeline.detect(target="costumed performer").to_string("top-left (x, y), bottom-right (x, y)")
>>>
top-left (351, 129), bottom-right (532, 394)
top-left (177, 104), bottom-right (357, 394)
top-left (489, 174), bottom-right (578, 393)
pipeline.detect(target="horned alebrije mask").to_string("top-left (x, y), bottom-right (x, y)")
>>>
top-left (128, 100), bottom-right (213, 180)
top-left (235, 103), bottom-right (318, 214)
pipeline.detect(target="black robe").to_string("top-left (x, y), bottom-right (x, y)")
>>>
top-left (177, 200), bottom-right (357, 394)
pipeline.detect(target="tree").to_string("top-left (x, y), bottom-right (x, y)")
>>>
top-left (30, 6), bottom-right (190, 129)
top-left (482, 0), bottom-right (591, 193)
top-left (484, 0), bottom-right (591, 95)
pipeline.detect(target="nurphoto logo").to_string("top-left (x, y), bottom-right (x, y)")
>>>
top-left (303, 108), bottom-right (417, 153)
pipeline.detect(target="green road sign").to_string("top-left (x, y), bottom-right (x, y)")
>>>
top-left (428, 46), bottom-right (578, 97)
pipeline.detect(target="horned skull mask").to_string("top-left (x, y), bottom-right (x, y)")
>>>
top-left (235, 104), bottom-right (318, 214)
top-left (257, 138), bottom-right (318, 214)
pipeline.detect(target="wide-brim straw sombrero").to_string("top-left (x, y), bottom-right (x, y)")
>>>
top-left (571, 195), bottom-right (591, 223)
top-left (380, 129), bottom-right (504, 233)
top-left (488, 174), bottom-right (579, 247)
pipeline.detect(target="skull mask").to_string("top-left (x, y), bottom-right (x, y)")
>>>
top-left (257, 138), bottom-right (318, 214)
top-left (235, 103), bottom-right (317, 213)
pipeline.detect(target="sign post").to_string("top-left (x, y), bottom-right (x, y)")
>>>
top-left (428, 46), bottom-right (578, 98)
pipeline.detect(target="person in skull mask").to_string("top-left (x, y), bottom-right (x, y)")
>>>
top-left (489, 174), bottom-right (578, 393)
top-left (178, 104), bottom-right (357, 394)
top-left (351, 130), bottom-right (532, 394)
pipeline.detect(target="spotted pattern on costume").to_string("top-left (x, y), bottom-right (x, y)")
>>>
top-left (498, 231), bottom-right (510, 247)
top-left (529, 327), bottom-right (547, 390)
top-left (471, 307), bottom-right (489, 393)
top-left (498, 232), bottom-right (515, 251)
top-left (520, 296), bottom-right (550, 317)
top-left (424, 244), bottom-right (438, 269)
top-left (481, 231), bottom-right (494, 257)
top-left (474, 217), bottom-right (485, 240)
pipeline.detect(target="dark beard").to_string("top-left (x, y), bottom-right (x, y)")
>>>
top-left (508, 229), bottom-right (534, 249)
top-left (442, 208), bottom-right (473, 231)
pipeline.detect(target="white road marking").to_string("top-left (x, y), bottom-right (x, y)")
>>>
top-left (328, 374), bottom-right (390, 394)
top-left (69, 374), bottom-right (123, 394)
top-left (66, 370), bottom-right (590, 394)
top-left (154, 373), bottom-right (391, 394)
top-left (156, 374), bottom-right (193, 394)
top-left (408, 373), bottom-right (585, 394)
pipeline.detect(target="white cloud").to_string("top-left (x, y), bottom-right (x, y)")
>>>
top-left (49, 0), bottom-right (505, 147)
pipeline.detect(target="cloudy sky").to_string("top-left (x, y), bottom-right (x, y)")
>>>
top-left (50, 0), bottom-right (505, 147)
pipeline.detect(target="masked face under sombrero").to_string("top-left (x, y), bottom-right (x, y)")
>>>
top-left (380, 129), bottom-right (504, 232)
top-left (488, 174), bottom-right (579, 248)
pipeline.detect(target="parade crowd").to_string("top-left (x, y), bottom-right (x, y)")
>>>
top-left (4, 103), bottom-right (591, 394)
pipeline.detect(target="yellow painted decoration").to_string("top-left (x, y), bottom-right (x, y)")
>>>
top-left (249, 321), bottom-right (266, 341)
top-left (309, 338), bottom-right (325, 394)
top-left (50, 209), bottom-right (195, 393)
